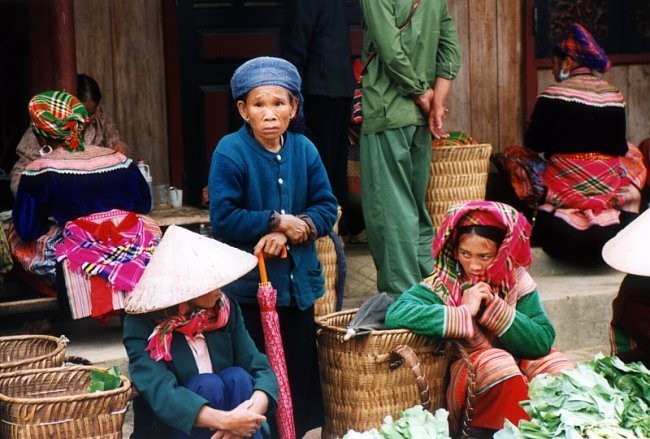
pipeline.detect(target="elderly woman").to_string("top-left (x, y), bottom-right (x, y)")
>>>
top-left (385, 201), bottom-right (574, 437)
top-left (123, 225), bottom-right (279, 439)
top-left (10, 74), bottom-right (130, 195)
top-left (525, 23), bottom-right (646, 263)
top-left (208, 56), bottom-right (338, 437)
top-left (10, 90), bottom-right (154, 320)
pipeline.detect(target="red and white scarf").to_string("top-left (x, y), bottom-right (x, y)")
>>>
top-left (146, 295), bottom-right (231, 362)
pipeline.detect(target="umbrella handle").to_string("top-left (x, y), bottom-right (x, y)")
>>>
top-left (257, 246), bottom-right (288, 284)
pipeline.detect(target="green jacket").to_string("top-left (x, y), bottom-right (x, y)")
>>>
top-left (385, 282), bottom-right (556, 359)
top-left (123, 299), bottom-right (279, 435)
top-left (359, 0), bottom-right (461, 134)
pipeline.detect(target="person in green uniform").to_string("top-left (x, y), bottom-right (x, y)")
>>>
top-left (358, 0), bottom-right (462, 296)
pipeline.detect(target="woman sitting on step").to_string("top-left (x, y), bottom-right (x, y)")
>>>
top-left (385, 200), bottom-right (574, 437)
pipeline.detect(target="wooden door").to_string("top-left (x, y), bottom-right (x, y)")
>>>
top-left (164, 0), bottom-right (362, 206)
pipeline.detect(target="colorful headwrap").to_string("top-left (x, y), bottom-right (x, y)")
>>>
top-left (554, 22), bottom-right (611, 73)
top-left (230, 56), bottom-right (304, 127)
top-left (28, 90), bottom-right (88, 152)
top-left (431, 201), bottom-right (532, 300)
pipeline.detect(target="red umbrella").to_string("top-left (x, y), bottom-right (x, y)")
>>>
top-left (257, 249), bottom-right (296, 439)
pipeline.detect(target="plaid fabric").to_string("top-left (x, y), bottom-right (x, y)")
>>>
top-left (430, 201), bottom-right (533, 305)
top-left (432, 131), bottom-right (475, 147)
top-left (540, 145), bottom-right (646, 229)
top-left (7, 221), bottom-right (61, 277)
top-left (28, 91), bottom-right (88, 151)
top-left (554, 22), bottom-right (610, 73)
top-left (55, 209), bottom-right (161, 292)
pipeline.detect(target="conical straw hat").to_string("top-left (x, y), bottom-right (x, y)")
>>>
top-left (125, 225), bottom-right (257, 314)
top-left (602, 209), bottom-right (650, 276)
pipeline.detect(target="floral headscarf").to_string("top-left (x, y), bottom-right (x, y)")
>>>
top-left (431, 201), bottom-right (532, 302)
top-left (29, 90), bottom-right (88, 151)
top-left (554, 22), bottom-right (611, 73)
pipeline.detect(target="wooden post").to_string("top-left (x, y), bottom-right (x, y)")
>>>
top-left (52, 0), bottom-right (76, 94)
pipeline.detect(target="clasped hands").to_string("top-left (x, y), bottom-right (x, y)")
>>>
top-left (209, 398), bottom-right (266, 439)
top-left (254, 213), bottom-right (310, 257)
top-left (461, 281), bottom-right (494, 317)
top-left (412, 88), bottom-right (449, 140)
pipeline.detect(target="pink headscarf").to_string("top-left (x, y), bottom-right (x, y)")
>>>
top-left (431, 201), bottom-right (532, 302)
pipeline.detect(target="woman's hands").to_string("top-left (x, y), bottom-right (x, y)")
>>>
top-left (197, 393), bottom-right (268, 439)
top-left (211, 399), bottom-right (266, 438)
top-left (461, 281), bottom-right (494, 317)
top-left (254, 232), bottom-right (288, 256)
top-left (274, 214), bottom-right (310, 245)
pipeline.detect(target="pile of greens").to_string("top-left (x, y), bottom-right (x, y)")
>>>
top-left (87, 365), bottom-right (122, 393)
top-left (495, 354), bottom-right (650, 438)
top-left (342, 405), bottom-right (450, 439)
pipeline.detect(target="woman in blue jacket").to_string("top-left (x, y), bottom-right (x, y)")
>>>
top-left (208, 56), bottom-right (338, 437)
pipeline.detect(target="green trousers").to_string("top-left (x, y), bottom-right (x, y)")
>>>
top-left (360, 125), bottom-right (434, 297)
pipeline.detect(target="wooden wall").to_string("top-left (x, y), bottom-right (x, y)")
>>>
top-left (445, 0), bottom-right (525, 152)
top-left (70, 0), bottom-right (649, 188)
top-left (74, 0), bottom-right (169, 186)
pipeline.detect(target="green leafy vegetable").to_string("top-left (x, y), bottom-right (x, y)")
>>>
top-left (88, 365), bottom-right (122, 393)
top-left (494, 354), bottom-right (650, 438)
top-left (343, 405), bottom-right (450, 439)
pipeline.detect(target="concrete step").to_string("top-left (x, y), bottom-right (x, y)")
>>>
top-left (527, 248), bottom-right (623, 353)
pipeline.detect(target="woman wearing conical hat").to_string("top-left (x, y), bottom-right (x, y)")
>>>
top-left (123, 225), bottom-right (278, 438)
top-left (603, 209), bottom-right (650, 368)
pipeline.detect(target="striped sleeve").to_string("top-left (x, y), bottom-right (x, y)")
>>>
top-left (442, 305), bottom-right (474, 338)
top-left (478, 296), bottom-right (515, 337)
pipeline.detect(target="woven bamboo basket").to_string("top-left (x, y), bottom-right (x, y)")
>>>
top-left (427, 143), bottom-right (492, 228)
top-left (316, 309), bottom-right (451, 438)
top-left (314, 206), bottom-right (343, 318)
top-left (0, 335), bottom-right (67, 373)
top-left (0, 365), bottom-right (132, 439)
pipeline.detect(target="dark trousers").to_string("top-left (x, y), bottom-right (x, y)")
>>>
top-left (239, 303), bottom-right (324, 438)
top-left (164, 368), bottom-right (265, 439)
top-left (535, 210), bottom-right (638, 264)
top-left (303, 94), bottom-right (353, 234)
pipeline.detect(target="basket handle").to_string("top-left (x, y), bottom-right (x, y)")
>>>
top-left (451, 340), bottom-right (476, 439)
top-left (389, 344), bottom-right (432, 411)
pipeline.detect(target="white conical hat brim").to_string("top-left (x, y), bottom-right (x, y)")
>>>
top-left (602, 208), bottom-right (650, 276)
top-left (125, 225), bottom-right (257, 314)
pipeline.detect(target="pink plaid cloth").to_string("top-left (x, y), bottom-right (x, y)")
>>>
top-left (55, 209), bottom-right (161, 291)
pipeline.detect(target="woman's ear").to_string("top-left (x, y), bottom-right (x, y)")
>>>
top-left (290, 98), bottom-right (299, 119)
top-left (561, 57), bottom-right (575, 73)
top-left (236, 100), bottom-right (248, 121)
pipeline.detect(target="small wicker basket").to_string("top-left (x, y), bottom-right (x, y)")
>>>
top-left (0, 365), bottom-right (132, 439)
top-left (0, 335), bottom-right (67, 373)
top-left (316, 309), bottom-right (451, 438)
top-left (427, 143), bottom-right (492, 228)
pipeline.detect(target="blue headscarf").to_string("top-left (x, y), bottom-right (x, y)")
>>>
top-left (230, 57), bottom-right (305, 131)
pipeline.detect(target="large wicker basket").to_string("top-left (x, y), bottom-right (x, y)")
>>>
top-left (0, 335), bottom-right (67, 373)
top-left (316, 309), bottom-right (451, 438)
top-left (427, 143), bottom-right (492, 228)
top-left (0, 365), bottom-right (132, 439)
